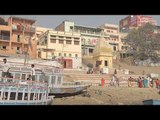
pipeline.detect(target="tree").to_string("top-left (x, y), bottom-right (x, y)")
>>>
top-left (125, 23), bottom-right (160, 63)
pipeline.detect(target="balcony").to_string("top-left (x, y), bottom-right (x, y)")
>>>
top-left (12, 25), bottom-right (36, 33)
top-left (0, 35), bottom-right (10, 41)
top-left (16, 50), bottom-right (21, 54)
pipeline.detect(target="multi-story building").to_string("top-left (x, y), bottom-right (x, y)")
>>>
top-left (55, 21), bottom-right (110, 56)
top-left (0, 16), bottom-right (37, 59)
top-left (36, 26), bottom-right (53, 38)
top-left (38, 30), bottom-right (81, 69)
top-left (119, 15), bottom-right (157, 32)
top-left (100, 23), bottom-right (120, 52)
top-left (119, 32), bottom-right (130, 59)
top-left (119, 15), bottom-right (157, 59)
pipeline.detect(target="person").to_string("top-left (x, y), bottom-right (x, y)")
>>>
top-left (155, 79), bottom-right (159, 88)
top-left (138, 76), bottom-right (143, 88)
top-left (115, 76), bottom-right (119, 87)
top-left (101, 78), bottom-right (105, 87)
top-left (111, 74), bottom-right (116, 86)
top-left (31, 64), bottom-right (35, 81)
top-left (0, 58), bottom-right (10, 79)
top-left (114, 69), bottom-right (117, 74)
top-left (147, 76), bottom-right (152, 87)
top-left (143, 77), bottom-right (148, 88)
top-left (128, 77), bottom-right (132, 87)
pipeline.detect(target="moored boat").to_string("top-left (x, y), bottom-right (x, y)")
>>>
top-left (0, 76), bottom-right (53, 105)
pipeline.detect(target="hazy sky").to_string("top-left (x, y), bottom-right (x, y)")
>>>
top-left (2, 15), bottom-right (160, 28)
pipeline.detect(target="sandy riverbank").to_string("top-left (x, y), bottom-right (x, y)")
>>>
top-left (52, 86), bottom-right (160, 105)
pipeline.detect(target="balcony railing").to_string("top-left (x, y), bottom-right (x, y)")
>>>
top-left (0, 35), bottom-right (10, 41)
top-left (12, 25), bottom-right (36, 33)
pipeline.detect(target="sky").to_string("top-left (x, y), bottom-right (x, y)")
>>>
top-left (2, 15), bottom-right (160, 29)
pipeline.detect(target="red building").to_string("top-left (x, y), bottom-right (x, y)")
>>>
top-left (119, 15), bottom-right (157, 32)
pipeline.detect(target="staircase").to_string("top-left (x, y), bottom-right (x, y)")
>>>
top-left (64, 73), bottom-right (112, 85)
top-left (82, 56), bottom-right (95, 68)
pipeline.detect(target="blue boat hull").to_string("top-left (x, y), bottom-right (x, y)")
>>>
top-left (143, 99), bottom-right (160, 105)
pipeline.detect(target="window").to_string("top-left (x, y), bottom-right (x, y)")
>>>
top-left (50, 35), bottom-right (56, 38)
top-left (66, 40), bottom-right (71, 44)
top-left (2, 46), bottom-right (6, 50)
top-left (39, 75), bottom-right (44, 82)
top-left (50, 39), bottom-right (56, 43)
top-left (21, 74), bottom-right (26, 80)
top-left (59, 53), bottom-right (62, 56)
top-left (70, 26), bottom-right (73, 31)
top-left (35, 75), bottom-right (38, 81)
top-left (17, 47), bottom-right (20, 50)
top-left (39, 93), bottom-right (42, 100)
top-left (24, 93), bottom-right (28, 100)
top-left (59, 40), bottom-right (63, 44)
top-left (59, 36), bottom-right (64, 38)
top-left (89, 48), bottom-right (93, 53)
top-left (74, 38), bottom-right (79, 40)
top-left (10, 92), bottom-right (16, 100)
top-left (66, 37), bottom-right (71, 39)
top-left (75, 54), bottom-right (78, 58)
top-left (15, 73), bottom-right (20, 79)
top-left (30, 93), bottom-right (34, 100)
top-left (114, 46), bottom-right (116, 51)
top-left (16, 47), bottom-right (20, 54)
top-left (51, 76), bottom-right (56, 84)
top-left (121, 46), bottom-right (123, 50)
top-left (64, 53), bottom-right (66, 57)
top-left (105, 61), bottom-right (108, 66)
top-left (3, 92), bottom-right (8, 100)
top-left (17, 93), bottom-right (23, 100)
top-left (17, 35), bottom-right (20, 42)
top-left (57, 76), bottom-right (61, 85)
top-left (44, 39), bottom-right (47, 44)
top-left (69, 54), bottom-right (72, 57)
top-left (74, 41), bottom-right (79, 45)
top-left (45, 76), bottom-right (49, 83)
top-left (1, 31), bottom-right (10, 40)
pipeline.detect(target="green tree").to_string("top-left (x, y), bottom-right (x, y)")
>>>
top-left (125, 23), bottom-right (160, 63)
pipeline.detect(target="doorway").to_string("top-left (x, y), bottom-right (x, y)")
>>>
top-left (104, 61), bottom-right (108, 67)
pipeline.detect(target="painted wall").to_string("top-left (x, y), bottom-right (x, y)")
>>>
top-left (94, 56), bottom-right (113, 68)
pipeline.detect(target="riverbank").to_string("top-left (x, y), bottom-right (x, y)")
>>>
top-left (52, 86), bottom-right (160, 105)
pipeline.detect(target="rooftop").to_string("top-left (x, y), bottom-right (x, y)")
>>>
top-left (75, 24), bottom-right (103, 30)
top-left (10, 16), bottom-right (36, 24)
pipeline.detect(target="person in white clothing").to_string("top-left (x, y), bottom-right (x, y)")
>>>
top-left (1, 58), bottom-right (10, 78)
top-left (31, 64), bottom-right (35, 81)
top-left (111, 74), bottom-right (116, 86)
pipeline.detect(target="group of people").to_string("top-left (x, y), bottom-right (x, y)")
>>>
top-left (0, 58), bottom-right (36, 81)
top-left (137, 76), bottom-right (152, 88)
top-left (128, 76), bottom-right (160, 89)
top-left (100, 74), bottom-right (119, 87)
